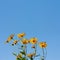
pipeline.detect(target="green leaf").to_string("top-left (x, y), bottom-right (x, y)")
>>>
top-left (16, 58), bottom-right (21, 60)
top-left (16, 58), bottom-right (26, 60)
top-left (12, 53), bottom-right (17, 56)
top-left (20, 51), bottom-right (26, 55)
top-left (22, 58), bottom-right (26, 60)
top-left (35, 54), bottom-right (40, 57)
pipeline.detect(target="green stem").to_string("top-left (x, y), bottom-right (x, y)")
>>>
top-left (24, 44), bottom-right (27, 60)
top-left (42, 48), bottom-right (45, 60)
top-left (30, 57), bottom-right (33, 60)
top-left (42, 48), bottom-right (44, 57)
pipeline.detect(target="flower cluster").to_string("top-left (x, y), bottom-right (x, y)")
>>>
top-left (5, 33), bottom-right (47, 60)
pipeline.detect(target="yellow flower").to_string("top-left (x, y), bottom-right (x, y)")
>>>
top-left (30, 37), bottom-right (37, 44)
top-left (31, 45), bottom-right (35, 48)
top-left (6, 34), bottom-right (14, 43)
top-left (12, 40), bottom-right (18, 46)
top-left (27, 53), bottom-right (36, 58)
top-left (17, 33), bottom-right (25, 38)
top-left (21, 38), bottom-right (29, 44)
top-left (27, 54), bottom-right (33, 58)
top-left (39, 42), bottom-right (47, 48)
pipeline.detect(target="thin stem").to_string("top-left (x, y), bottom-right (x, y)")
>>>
top-left (24, 44), bottom-right (27, 60)
top-left (42, 48), bottom-right (45, 60)
top-left (33, 47), bottom-right (36, 59)
top-left (42, 48), bottom-right (44, 56)
top-left (44, 48), bottom-right (47, 59)
top-left (31, 57), bottom-right (33, 60)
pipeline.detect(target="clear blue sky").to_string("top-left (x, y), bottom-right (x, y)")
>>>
top-left (0, 0), bottom-right (60, 60)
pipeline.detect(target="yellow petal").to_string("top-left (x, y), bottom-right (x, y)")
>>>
top-left (17, 33), bottom-right (25, 38)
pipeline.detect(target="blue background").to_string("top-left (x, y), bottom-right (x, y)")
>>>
top-left (0, 0), bottom-right (60, 60)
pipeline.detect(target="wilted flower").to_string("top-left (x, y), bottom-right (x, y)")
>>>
top-left (17, 33), bottom-right (25, 38)
top-left (30, 37), bottom-right (37, 44)
top-left (27, 53), bottom-right (36, 58)
top-left (12, 40), bottom-right (18, 46)
top-left (39, 42), bottom-right (47, 48)
top-left (32, 45), bottom-right (35, 48)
